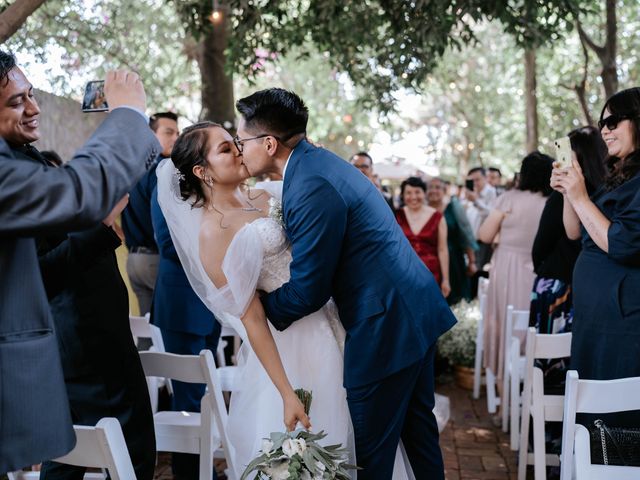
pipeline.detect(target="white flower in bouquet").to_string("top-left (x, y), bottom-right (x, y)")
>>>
top-left (264, 459), bottom-right (290, 480)
top-left (282, 437), bottom-right (307, 457)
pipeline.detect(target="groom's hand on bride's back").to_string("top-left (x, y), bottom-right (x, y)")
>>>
top-left (284, 392), bottom-right (312, 432)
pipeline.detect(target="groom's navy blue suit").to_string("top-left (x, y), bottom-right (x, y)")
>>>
top-left (262, 139), bottom-right (457, 479)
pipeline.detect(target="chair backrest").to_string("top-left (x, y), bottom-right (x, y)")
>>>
top-left (522, 328), bottom-right (572, 411)
top-left (138, 350), bottom-right (235, 475)
top-left (560, 371), bottom-right (640, 480)
top-left (504, 305), bottom-right (529, 364)
top-left (505, 305), bottom-right (529, 343)
top-left (129, 314), bottom-right (166, 352)
top-left (54, 418), bottom-right (136, 480)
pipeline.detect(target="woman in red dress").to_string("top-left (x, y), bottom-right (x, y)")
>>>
top-left (396, 176), bottom-right (451, 297)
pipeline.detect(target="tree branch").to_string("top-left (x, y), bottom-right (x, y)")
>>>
top-left (576, 19), bottom-right (605, 59)
top-left (0, 0), bottom-right (48, 43)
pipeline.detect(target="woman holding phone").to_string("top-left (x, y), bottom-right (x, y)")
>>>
top-left (552, 87), bottom-right (640, 389)
top-left (478, 152), bottom-right (553, 422)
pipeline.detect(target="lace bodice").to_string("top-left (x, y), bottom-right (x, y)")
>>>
top-left (252, 217), bottom-right (292, 293)
top-left (251, 217), bottom-right (346, 352)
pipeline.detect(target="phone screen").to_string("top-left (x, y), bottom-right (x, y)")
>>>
top-left (82, 80), bottom-right (108, 112)
top-left (553, 136), bottom-right (572, 168)
top-left (465, 179), bottom-right (474, 191)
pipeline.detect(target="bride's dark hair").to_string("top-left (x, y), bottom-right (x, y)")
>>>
top-left (171, 121), bottom-right (222, 207)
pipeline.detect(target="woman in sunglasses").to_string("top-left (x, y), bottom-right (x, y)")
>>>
top-left (552, 87), bottom-right (640, 395)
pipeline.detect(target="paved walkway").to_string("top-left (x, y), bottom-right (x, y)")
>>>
top-left (438, 382), bottom-right (519, 480)
top-left (153, 380), bottom-right (524, 480)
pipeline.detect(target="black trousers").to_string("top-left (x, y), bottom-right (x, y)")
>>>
top-left (40, 323), bottom-right (156, 480)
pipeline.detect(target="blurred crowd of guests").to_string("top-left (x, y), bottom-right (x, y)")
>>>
top-left (352, 86), bottom-right (640, 436)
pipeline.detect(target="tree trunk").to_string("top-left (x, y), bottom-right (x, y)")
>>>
top-left (601, 0), bottom-right (618, 99)
top-left (577, 0), bottom-right (618, 100)
top-left (524, 48), bottom-right (538, 152)
top-left (195, 16), bottom-right (235, 129)
top-left (0, 0), bottom-right (48, 43)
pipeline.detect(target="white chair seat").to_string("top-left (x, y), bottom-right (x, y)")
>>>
top-left (154, 410), bottom-right (222, 454)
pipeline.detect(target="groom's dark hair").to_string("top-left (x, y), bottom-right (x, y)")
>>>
top-left (236, 88), bottom-right (308, 141)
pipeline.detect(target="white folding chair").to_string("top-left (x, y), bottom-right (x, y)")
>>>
top-left (138, 349), bottom-right (236, 480)
top-left (129, 314), bottom-right (172, 413)
top-left (129, 313), bottom-right (166, 353)
top-left (8, 418), bottom-right (134, 480)
top-left (502, 305), bottom-right (530, 449)
top-left (518, 328), bottom-right (572, 480)
top-left (473, 277), bottom-right (490, 400)
top-left (560, 371), bottom-right (640, 480)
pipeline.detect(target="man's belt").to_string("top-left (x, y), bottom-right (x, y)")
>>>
top-left (129, 246), bottom-right (158, 254)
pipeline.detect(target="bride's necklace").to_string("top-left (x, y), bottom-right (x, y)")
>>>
top-left (206, 198), bottom-right (263, 213)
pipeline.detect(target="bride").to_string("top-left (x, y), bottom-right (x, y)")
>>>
top-left (157, 121), bottom-right (425, 479)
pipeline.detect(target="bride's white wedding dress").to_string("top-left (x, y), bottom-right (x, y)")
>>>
top-left (224, 216), bottom-right (356, 479)
top-left (156, 160), bottom-right (448, 479)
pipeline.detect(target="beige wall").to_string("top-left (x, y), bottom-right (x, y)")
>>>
top-left (32, 88), bottom-right (107, 162)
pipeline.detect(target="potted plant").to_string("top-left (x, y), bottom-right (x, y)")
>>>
top-left (438, 300), bottom-right (480, 390)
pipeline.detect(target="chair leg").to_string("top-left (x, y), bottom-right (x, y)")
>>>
top-left (200, 404), bottom-right (215, 480)
top-left (517, 405), bottom-right (530, 480)
top-left (510, 366), bottom-right (520, 451)
top-left (532, 407), bottom-right (547, 480)
top-left (486, 368), bottom-right (499, 414)
top-left (502, 364), bottom-right (510, 433)
top-left (473, 352), bottom-right (482, 400)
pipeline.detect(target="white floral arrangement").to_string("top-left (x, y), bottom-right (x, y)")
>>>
top-left (241, 390), bottom-right (356, 480)
top-left (438, 300), bottom-right (481, 368)
top-left (269, 197), bottom-right (284, 227)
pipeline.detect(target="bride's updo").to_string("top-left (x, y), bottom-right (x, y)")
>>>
top-left (171, 121), bottom-right (222, 207)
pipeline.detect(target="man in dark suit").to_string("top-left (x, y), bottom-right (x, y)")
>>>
top-left (0, 52), bottom-right (156, 479)
top-left (122, 112), bottom-right (179, 316)
top-left (350, 151), bottom-right (395, 209)
top-left (236, 88), bottom-right (456, 479)
top-left (0, 51), bottom-right (160, 474)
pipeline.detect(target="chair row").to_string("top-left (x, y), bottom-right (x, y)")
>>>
top-left (493, 324), bottom-right (640, 480)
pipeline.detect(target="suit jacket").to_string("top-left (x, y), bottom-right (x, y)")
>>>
top-left (262, 139), bottom-right (457, 388)
top-left (150, 187), bottom-right (216, 336)
top-left (0, 108), bottom-right (160, 473)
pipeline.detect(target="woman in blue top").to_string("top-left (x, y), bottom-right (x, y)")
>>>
top-left (552, 87), bottom-right (640, 389)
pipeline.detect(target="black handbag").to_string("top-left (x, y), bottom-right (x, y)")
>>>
top-left (588, 419), bottom-right (640, 466)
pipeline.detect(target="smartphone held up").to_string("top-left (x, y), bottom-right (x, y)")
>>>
top-left (82, 80), bottom-right (108, 112)
top-left (553, 136), bottom-right (572, 168)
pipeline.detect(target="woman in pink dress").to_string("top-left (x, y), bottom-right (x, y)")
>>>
top-left (396, 176), bottom-right (451, 297)
top-left (478, 152), bottom-right (553, 416)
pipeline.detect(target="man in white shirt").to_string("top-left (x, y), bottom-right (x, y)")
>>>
top-left (464, 167), bottom-right (496, 297)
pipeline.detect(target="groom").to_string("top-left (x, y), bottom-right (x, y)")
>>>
top-left (236, 88), bottom-right (456, 479)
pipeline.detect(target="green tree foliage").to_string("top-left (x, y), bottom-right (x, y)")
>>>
top-left (216, 0), bottom-right (592, 112)
top-left (3, 0), bottom-right (201, 117)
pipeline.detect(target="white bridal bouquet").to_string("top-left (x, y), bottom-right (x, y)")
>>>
top-left (241, 390), bottom-right (357, 480)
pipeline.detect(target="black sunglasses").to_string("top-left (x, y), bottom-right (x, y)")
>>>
top-left (598, 114), bottom-right (634, 131)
